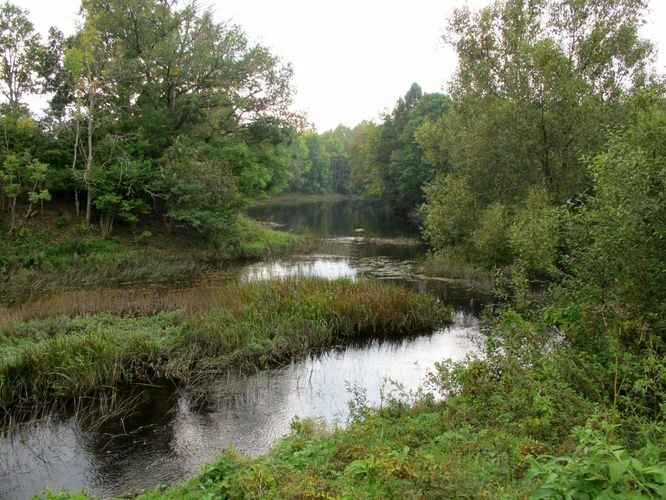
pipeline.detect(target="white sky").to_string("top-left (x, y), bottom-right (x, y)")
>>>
top-left (15, 0), bottom-right (666, 131)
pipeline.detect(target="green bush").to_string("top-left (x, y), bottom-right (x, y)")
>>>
top-left (471, 202), bottom-right (512, 266)
top-left (421, 174), bottom-right (476, 249)
top-left (526, 424), bottom-right (666, 499)
top-left (508, 188), bottom-right (561, 277)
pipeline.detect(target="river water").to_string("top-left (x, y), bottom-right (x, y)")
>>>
top-left (0, 197), bottom-right (489, 499)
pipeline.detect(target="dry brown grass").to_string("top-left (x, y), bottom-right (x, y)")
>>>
top-left (0, 285), bottom-right (218, 327)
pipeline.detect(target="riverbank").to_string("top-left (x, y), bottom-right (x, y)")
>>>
top-left (132, 312), bottom-right (665, 499)
top-left (40, 310), bottom-right (665, 499)
top-left (0, 278), bottom-right (449, 420)
top-left (251, 192), bottom-right (359, 206)
top-left (0, 216), bottom-right (308, 303)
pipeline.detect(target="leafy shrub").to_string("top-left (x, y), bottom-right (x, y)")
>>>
top-left (526, 424), bottom-right (666, 499)
top-left (471, 202), bottom-right (512, 266)
top-left (421, 174), bottom-right (476, 249)
top-left (508, 187), bottom-right (561, 277)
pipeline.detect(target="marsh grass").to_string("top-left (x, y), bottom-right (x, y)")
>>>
top-left (418, 253), bottom-right (496, 290)
top-left (0, 278), bottom-right (449, 420)
top-left (0, 219), bottom-right (306, 304)
top-left (0, 287), bottom-right (217, 326)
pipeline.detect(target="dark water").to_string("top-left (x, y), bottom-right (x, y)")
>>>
top-left (0, 198), bottom-right (489, 499)
top-left (247, 197), bottom-right (417, 238)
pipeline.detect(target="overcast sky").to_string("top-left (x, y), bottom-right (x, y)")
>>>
top-left (15, 0), bottom-right (666, 131)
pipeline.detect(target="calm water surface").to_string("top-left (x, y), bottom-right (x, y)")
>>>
top-left (0, 198), bottom-right (489, 499)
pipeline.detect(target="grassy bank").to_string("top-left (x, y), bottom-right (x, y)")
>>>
top-left (0, 216), bottom-right (306, 302)
top-left (40, 348), bottom-right (666, 499)
top-left (251, 192), bottom-right (358, 206)
top-left (125, 313), bottom-right (664, 500)
top-left (0, 278), bottom-right (449, 417)
top-left (417, 251), bottom-right (496, 291)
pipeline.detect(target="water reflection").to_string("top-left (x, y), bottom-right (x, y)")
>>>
top-left (1, 198), bottom-right (489, 498)
top-left (247, 198), bottom-right (416, 238)
top-left (0, 314), bottom-right (479, 499)
top-left (241, 258), bottom-right (358, 282)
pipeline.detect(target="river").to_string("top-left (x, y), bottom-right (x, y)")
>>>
top-left (0, 197), bottom-right (489, 499)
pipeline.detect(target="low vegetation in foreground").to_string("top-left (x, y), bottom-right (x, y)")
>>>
top-left (124, 312), bottom-right (665, 499)
top-left (0, 278), bottom-right (448, 418)
top-left (41, 309), bottom-right (665, 499)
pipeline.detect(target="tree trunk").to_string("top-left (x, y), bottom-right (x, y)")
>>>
top-left (85, 85), bottom-right (95, 226)
top-left (72, 120), bottom-right (80, 217)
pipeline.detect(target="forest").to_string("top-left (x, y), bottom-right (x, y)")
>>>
top-left (0, 0), bottom-right (665, 498)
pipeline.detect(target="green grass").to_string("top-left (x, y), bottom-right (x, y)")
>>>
top-left (0, 217), bottom-right (306, 302)
top-left (215, 215), bottom-right (308, 259)
top-left (136, 405), bottom-right (663, 500)
top-left (417, 250), bottom-right (496, 290)
top-left (0, 278), bottom-right (449, 415)
top-left (252, 192), bottom-right (357, 206)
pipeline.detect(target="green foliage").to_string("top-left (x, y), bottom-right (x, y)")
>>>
top-left (471, 202), bottom-right (512, 266)
top-left (345, 84), bottom-right (450, 213)
top-left (526, 424), bottom-right (666, 499)
top-left (559, 91), bottom-right (666, 343)
top-left (213, 216), bottom-right (302, 258)
top-left (0, 278), bottom-right (449, 411)
top-left (0, 2), bottom-right (43, 106)
top-left (158, 138), bottom-right (241, 235)
top-left (0, 151), bottom-right (51, 230)
top-left (507, 188), bottom-right (562, 277)
top-left (0, 0), bottom-right (303, 239)
top-left (288, 85), bottom-right (449, 213)
top-left (418, 0), bottom-right (655, 273)
top-left (421, 174), bottom-right (476, 249)
top-left (88, 156), bottom-right (151, 233)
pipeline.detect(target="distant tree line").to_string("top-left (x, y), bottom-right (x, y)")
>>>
top-left (288, 83), bottom-right (451, 217)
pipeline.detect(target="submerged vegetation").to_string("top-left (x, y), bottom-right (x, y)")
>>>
top-left (0, 278), bottom-right (448, 419)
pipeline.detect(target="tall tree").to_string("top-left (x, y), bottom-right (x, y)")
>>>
top-left (0, 2), bottom-right (42, 107)
top-left (419, 0), bottom-right (655, 265)
top-left (426, 0), bottom-right (653, 205)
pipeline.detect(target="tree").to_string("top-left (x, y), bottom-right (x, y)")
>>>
top-left (425, 0), bottom-right (652, 204)
top-left (353, 84), bottom-right (449, 213)
top-left (301, 133), bottom-right (331, 193)
top-left (159, 137), bottom-right (242, 235)
top-left (52, 0), bottom-right (300, 234)
top-left (0, 2), bottom-right (42, 107)
top-left (420, 0), bottom-right (654, 264)
top-left (348, 121), bottom-right (379, 196)
top-left (0, 151), bottom-right (50, 232)
top-left (321, 131), bottom-right (350, 193)
top-left (560, 89), bottom-right (666, 346)
top-left (65, 16), bottom-right (114, 225)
